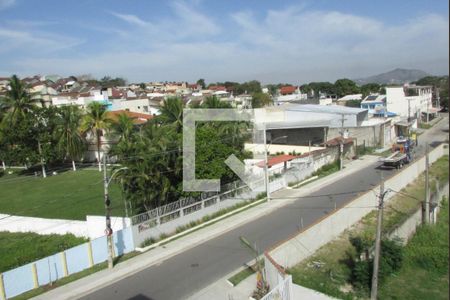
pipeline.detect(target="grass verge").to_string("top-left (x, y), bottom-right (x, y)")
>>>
top-left (228, 266), bottom-right (256, 286)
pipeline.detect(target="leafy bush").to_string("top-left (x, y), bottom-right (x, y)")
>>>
top-left (351, 239), bottom-right (403, 291)
top-left (312, 160), bottom-right (340, 177)
top-left (140, 237), bottom-right (157, 248)
top-left (405, 225), bottom-right (448, 275)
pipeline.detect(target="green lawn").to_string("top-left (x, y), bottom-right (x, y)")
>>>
top-left (0, 231), bottom-right (87, 273)
top-left (0, 168), bottom-right (124, 220)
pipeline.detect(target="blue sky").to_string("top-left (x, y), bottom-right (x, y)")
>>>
top-left (0, 0), bottom-right (448, 84)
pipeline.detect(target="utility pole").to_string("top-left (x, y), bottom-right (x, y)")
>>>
top-left (263, 123), bottom-right (270, 202)
top-left (103, 155), bottom-right (114, 269)
top-left (425, 144), bottom-right (430, 224)
top-left (371, 173), bottom-right (386, 300)
top-left (339, 114), bottom-right (345, 170)
top-left (38, 141), bottom-right (47, 178)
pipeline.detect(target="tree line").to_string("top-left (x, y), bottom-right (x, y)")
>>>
top-left (0, 75), bottom-right (251, 215)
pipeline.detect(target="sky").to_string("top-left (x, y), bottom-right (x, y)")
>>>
top-left (0, 0), bottom-right (448, 84)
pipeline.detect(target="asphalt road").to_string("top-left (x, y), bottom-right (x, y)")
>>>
top-left (82, 115), bottom-right (448, 300)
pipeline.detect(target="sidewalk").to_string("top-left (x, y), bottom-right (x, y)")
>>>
top-left (33, 155), bottom-right (379, 300)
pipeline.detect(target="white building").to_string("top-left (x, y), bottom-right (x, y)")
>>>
top-left (117, 98), bottom-right (161, 115)
top-left (385, 85), bottom-right (433, 120)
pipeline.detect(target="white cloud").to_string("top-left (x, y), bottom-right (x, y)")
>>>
top-left (109, 11), bottom-right (151, 27)
top-left (0, 27), bottom-right (84, 55)
top-left (3, 6), bottom-right (449, 83)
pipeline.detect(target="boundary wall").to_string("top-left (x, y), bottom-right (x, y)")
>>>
top-left (264, 144), bottom-right (448, 289)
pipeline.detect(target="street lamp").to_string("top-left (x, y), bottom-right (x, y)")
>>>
top-left (263, 124), bottom-right (287, 202)
top-left (103, 155), bottom-right (128, 269)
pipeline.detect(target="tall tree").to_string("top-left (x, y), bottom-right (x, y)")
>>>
top-left (334, 79), bottom-right (360, 98)
top-left (251, 92), bottom-right (273, 108)
top-left (0, 75), bottom-right (36, 125)
top-left (156, 97), bottom-right (184, 132)
top-left (81, 102), bottom-right (112, 171)
top-left (196, 79), bottom-right (206, 89)
top-left (55, 105), bottom-right (85, 171)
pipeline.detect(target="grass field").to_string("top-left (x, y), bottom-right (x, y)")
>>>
top-left (0, 231), bottom-right (87, 273)
top-left (0, 168), bottom-right (124, 220)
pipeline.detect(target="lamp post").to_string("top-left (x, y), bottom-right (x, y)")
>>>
top-left (263, 124), bottom-right (287, 202)
top-left (103, 155), bottom-right (128, 269)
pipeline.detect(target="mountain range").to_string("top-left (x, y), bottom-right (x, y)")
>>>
top-left (354, 68), bottom-right (430, 85)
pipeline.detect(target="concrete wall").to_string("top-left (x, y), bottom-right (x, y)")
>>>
top-left (86, 216), bottom-right (132, 240)
top-left (388, 182), bottom-right (449, 244)
top-left (0, 215), bottom-right (88, 237)
top-left (266, 143), bottom-right (448, 269)
top-left (328, 124), bottom-right (382, 148)
top-left (0, 215), bottom-right (131, 240)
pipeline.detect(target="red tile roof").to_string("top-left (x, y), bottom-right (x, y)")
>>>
top-left (280, 86), bottom-right (297, 95)
top-left (209, 85), bottom-right (226, 91)
top-left (107, 110), bottom-right (154, 125)
top-left (257, 154), bottom-right (298, 168)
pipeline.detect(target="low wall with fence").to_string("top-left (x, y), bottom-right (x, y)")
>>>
top-left (0, 227), bottom-right (135, 299)
top-left (130, 179), bottom-right (276, 246)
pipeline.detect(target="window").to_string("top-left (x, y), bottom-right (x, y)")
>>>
top-left (143, 106), bottom-right (148, 112)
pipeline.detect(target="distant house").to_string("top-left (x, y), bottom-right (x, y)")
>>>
top-left (385, 85), bottom-right (435, 122)
top-left (360, 94), bottom-right (394, 117)
top-left (106, 110), bottom-right (154, 125)
top-left (275, 86), bottom-right (307, 104)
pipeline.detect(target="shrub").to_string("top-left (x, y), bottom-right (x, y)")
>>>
top-left (351, 239), bottom-right (403, 291)
top-left (140, 237), bottom-right (156, 248)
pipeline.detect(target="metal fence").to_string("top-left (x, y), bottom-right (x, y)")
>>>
top-left (131, 179), bottom-right (248, 226)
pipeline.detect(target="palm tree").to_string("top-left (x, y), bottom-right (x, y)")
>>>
top-left (109, 112), bottom-right (136, 162)
top-left (55, 105), bottom-right (85, 171)
top-left (81, 102), bottom-right (112, 171)
top-left (112, 112), bottom-right (135, 142)
top-left (157, 97), bottom-right (184, 132)
top-left (0, 75), bottom-right (36, 125)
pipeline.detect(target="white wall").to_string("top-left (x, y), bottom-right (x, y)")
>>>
top-left (120, 98), bottom-right (159, 115)
top-left (86, 216), bottom-right (132, 239)
top-left (386, 87), bottom-right (432, 119)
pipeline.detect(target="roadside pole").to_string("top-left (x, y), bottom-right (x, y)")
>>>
top-left (263, 122), bottom-right (270, 202)
top-left (340, 114), bottom-right (344, 170)
top-left (371, 173), bottom-right (386, 300)
top-left (425, 144), bottom-right (430, 224)
top-left (103, 155), bottom-right (114, 269)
